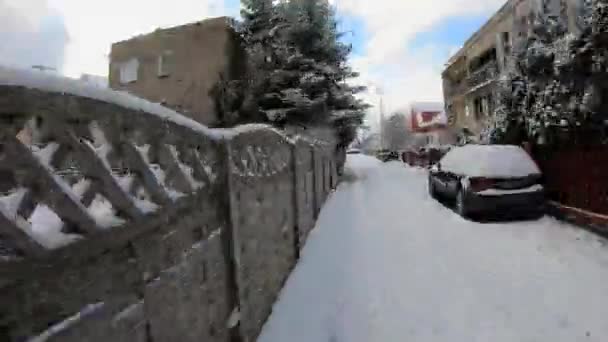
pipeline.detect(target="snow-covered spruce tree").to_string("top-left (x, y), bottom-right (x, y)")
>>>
top-left (238, 0), bottom-right (297, 124)
top-left (238, 0), bottom-right (368, 147)
top-left (485, 0), bottom-right (608, 146)
top-left (288, 0), bottom-right (369, 146)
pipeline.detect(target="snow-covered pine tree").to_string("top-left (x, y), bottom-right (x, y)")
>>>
top-left (284, 0), bottom-right (369, 146)
top-left (238, 0), bottom-right (368, 147)
top-left (485, 0), bottom-right (608, 146)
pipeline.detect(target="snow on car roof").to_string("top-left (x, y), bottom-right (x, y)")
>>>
top-left (440, 144), bottom-right (541, 178)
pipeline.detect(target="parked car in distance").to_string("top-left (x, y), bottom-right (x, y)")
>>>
top-left (347, 148), bottom-right (362, 155)
top-left (377, 150), bottom-right (399, 162)
top-left (428, 144), bottom-right (545, 218)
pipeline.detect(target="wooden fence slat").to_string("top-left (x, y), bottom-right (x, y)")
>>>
top-left (534, 146), bottom-right (608, 216)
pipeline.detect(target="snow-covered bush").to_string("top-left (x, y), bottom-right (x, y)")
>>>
top-left (484, 0), bottom-right (608, 146)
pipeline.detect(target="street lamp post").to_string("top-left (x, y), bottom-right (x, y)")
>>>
top-left (365, 82), bottom-right (386, 150)
top-left (374, 85), bottom-right (385, 150)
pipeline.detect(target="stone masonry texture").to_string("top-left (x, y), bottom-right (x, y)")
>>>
top-left (0, 85), bottom-right (340, 342)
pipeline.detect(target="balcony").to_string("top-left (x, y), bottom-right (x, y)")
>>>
top-left (444, 80), bottom-right (468, 98)
top-left (467, 61), bottom-right (498, 91)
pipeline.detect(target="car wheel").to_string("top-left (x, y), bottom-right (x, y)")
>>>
top-left (455, 189), bottom-right (469, 218)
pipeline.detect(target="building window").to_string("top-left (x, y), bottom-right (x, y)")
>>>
top-left (481, 97), bottom-right (489, 117)
top-left (487, 94), bottom-right (493, 114)
top-left (119, 58), bottom-right (139, 84)
top-left (158, 50), bottom-right (174, 77)
top-left (473, 98), bottom-right (483, 118)
top-left (502, 32), bottom-right (510, 45)
top-left (502, 31), bottom-right (511, 56)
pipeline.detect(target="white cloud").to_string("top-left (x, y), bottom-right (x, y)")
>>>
top-left (4, 0), bottom-right (501, 131)
top-left (0, 0), bottom-right (68, 72)
top-left (334, 0), bottom-right (505, 129)
top-left (47, 0), bottom-right (232, 77)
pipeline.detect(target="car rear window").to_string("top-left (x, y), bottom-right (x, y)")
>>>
top-left (440, 144), bottom-right (541, 178)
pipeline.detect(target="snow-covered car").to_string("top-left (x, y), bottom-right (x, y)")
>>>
top-left (428, 144), bottom-right (545, 218)
top-left (347, 148), bottom-right (362, 155)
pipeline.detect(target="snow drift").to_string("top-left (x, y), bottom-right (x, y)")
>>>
top-left (342, 154), bottom-right (381, 182)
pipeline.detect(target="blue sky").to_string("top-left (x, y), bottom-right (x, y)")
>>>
top-left (325, 0), bottom-right (504, 128)
top-left (164, 0), bottom-right (501, 125)
top-left (3, 0), bottom-right (502, 130)
top-left (339, 11), bottom-right (491, 62)
top-left (408, 14), bottom-right (490, 51)
top-left (223, 0), bottom-right (492, 63)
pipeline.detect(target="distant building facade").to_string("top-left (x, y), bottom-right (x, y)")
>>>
top-left (109, 17), bottom-right (246, 127)
top-left (442, 0), bottom-right (585, 137)
top-left (409, 102), bottom-right (456, 147)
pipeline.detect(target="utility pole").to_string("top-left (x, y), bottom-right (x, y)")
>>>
top-left (376, 85), bottom-right (385, 150)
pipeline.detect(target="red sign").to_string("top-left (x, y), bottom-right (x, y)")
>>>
top-left (411, 110), bottom-right (447, 133)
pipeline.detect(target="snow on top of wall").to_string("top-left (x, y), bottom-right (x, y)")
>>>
top-left (0, 66), bottom-right (226, 140)
top-left (440, 144), bottom-right (541, 178)
top-left (0, 66), bottom-right (335, 146)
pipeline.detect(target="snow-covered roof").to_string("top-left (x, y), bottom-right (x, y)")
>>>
top-left (409, 101), bottom-right (447, 132)
top-left (440, 144), bottom-right (541, 178)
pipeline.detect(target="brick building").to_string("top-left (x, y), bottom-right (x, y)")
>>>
top-left (109, 17), bottom-right (246, 127)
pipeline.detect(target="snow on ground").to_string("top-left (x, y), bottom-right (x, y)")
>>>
top-left (341, 154), bottom-right (382, 182)
top-left (258, 155), bottom-right (608, 342)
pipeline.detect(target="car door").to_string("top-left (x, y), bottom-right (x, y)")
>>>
top-left (431, 165), bottom-right (448, 193)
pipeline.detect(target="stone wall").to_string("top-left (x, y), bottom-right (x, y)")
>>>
top-left (0, 81), bottom-right (339, 342)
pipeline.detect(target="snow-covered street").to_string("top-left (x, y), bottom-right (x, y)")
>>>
top-left (258, 155), bottom-right (608, 342)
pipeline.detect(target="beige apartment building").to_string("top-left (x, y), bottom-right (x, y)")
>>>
top-left (442, 0), bottom-right (585, 137)
top-left (109, 17), bottom-right (246, 127)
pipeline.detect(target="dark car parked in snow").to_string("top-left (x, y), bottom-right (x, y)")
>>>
top-left (428, 145), bottom-right (545, 218)
top-left (377, 150), bottom-right (399, 162)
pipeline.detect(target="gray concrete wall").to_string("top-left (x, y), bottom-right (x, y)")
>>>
top-left (0, 86), bottom-right (339, 342)
top-left (227, 129), bottom-right (298, 341)
top-left (294, 139), bottom-right (316, 249)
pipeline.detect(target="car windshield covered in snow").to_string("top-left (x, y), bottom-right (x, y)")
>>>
top-left (439, 144), bottom-right (540, 178)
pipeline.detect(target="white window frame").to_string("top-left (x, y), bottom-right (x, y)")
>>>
top-left (119, 58), bottom-right (139, 84)
top-left (158, 50), bottom-right (174, 77)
